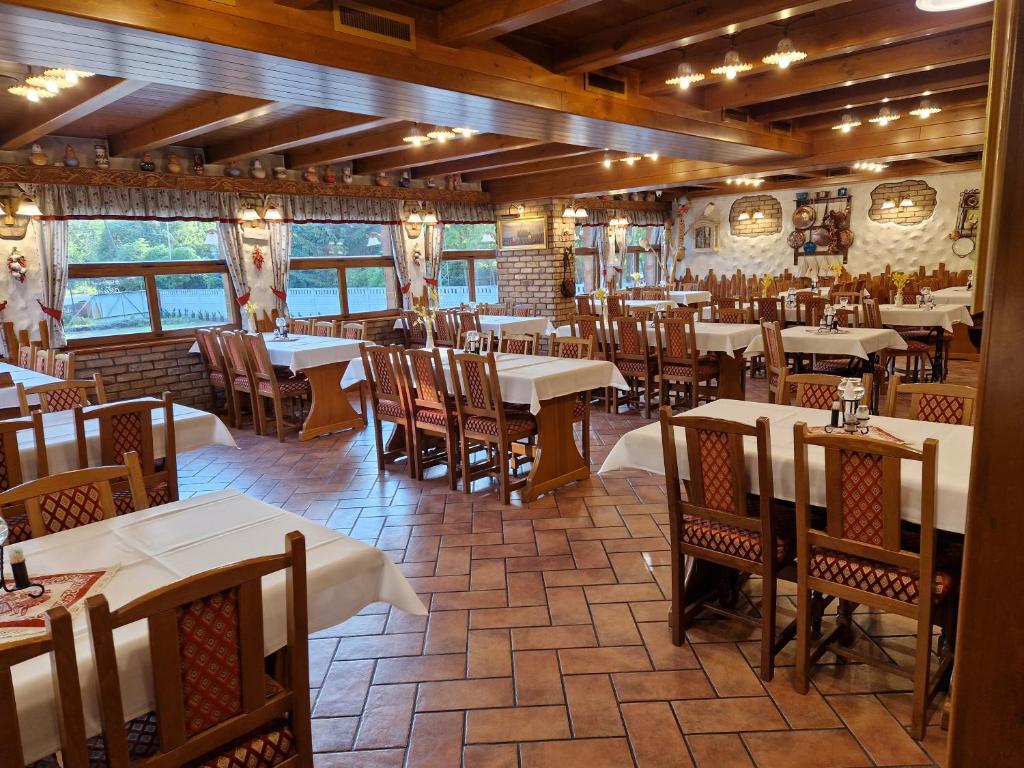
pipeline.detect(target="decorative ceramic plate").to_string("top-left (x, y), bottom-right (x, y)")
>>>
top-left (952, 237), bottom-right (975, 257)
top-left (838, 229), bottom-right (855, 248)
top-left (803, 241), bottom-right (817, 254)
top-left (793, 205), bottom-right (816, 228)
top-left (787, 230), bottom-right (806, 248)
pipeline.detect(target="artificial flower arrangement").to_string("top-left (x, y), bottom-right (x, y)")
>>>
top-left (410, 287), bottom-right (441, 348)
top-left (890, 272), bottom-right (912, 305)
top-left (630, 271), bottom-right (643, 286)
top-left (830, 262), bottom-right (844, 281)
top-left (243, 300), bottom-right (260, 331)
top-left (760, 274), bottom-right (774, 294)
top-left (7, 247), bottom-right (27, 283)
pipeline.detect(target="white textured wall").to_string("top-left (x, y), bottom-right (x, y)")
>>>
top-left (1, 219), bottom-right (44, 341)
top-left (679, 170), bottom-right (980, 279)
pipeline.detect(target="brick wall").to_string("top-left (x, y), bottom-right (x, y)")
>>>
top-left (729, 194), bottom-right (783, 237)
top-left (495, 199), bottom-right (575, 328)
top-left (76, 337), bottom-right (211, 410)
top-left (868, 180), bottom-right (937, 225)
top-left (362, 315), bottom-right (404, 345)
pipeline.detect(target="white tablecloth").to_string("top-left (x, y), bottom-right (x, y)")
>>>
top-left (744, 326), bottom-right (907, 360)
top-left (599, 398), bottom-right (972, 534)
top-left (343, 351), bottom-right (628, 414)
top-left (930, 287), bottom-right (974, 306)
top-left (554, 322), bottom-right (759, 357)
top-left (10, 489), bottom-right (426, 762)
top-left (625, 299), bottom-right (675, 312)
top-left (393, 315), bottom-right (553, 339)
top-left (879, 304), bottom-right (973, 333)
top-left (0, 361), bottom-right (61, 409)
top-left (16, 399), bottom-right (236, 479)
top-left (669, 290), bottom-right (712, 305)
top-left (187, 333), bottom-right (363, 372)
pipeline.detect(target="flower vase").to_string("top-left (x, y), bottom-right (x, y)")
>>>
top-left (424, 320), bottom-right (435, 350)
top-left (895, 292), bottom-right (904, 307)
top-left (246, 312), bottom-right (257, 333)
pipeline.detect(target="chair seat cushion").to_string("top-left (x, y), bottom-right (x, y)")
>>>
top-left (812, 358), bottom-right (853, 374)
top-left (113, 481), bottom-right (173, 516)
top-left (231, 374), bottom-right (251, 392)
top-left (376, 399), bottom-right (407, 421)
top-left (209, 370), bottom-right (227, 387)
top-left (257, 376), bottom-right (310, 398)
top-left (809, 547), bottom-right (953, 604)
top-left (415, 407), bottom-right (457, 428)
top-left (3, 512), bottom-right (32, 543)
top-left (616, 359), bottom-right (652, 377)
top-left (682, 514), bottom-right (788, 564)
top-left (660, 362), bottom-right (719, 380)
top-left (464, 413), bottom-right (536, 438)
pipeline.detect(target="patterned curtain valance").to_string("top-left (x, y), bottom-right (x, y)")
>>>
top-left (436, 202), bottom-right (495, 224)
top-left (579, 209), bottom-right (612, 227)
top-left (578, 208), bottom-right (667, 227)
top-left (21, 184), bottom-right (237, 221)
top-left (284, 195), bottom-right (400, 224)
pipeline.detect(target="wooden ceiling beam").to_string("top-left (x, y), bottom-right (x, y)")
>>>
top-left (412, 143), bottom-right (594, 178)
top-left (464, 150), bottom-right (623, 182)
top-left (273, 0), bottom-right (323, 7)
top-left (439, 0), bottom-right (604, 47)
top-left (749, 60), bottom-right (991, 122)
top-left (0, 77), bottom-right (147, 150)
top-left (354, 134), bottom-right (540, 175)
top-left (109, 95), bottom-right (284, 157)
top-left (204, 113), bottom-right (398, 164)
top-left (794, 87), bottom-right (989, 132)
top-left (286, 123), bottom-right (417, 169)
top-left (639, 0), bottom-right (993, 96)
top-left (549, 0), bottom-right (851, 75)
top-left (701, 26), bottom-right (992, 111)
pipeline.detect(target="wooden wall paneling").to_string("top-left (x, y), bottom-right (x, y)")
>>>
top-left (948, 1), bottom-right (1024, 764)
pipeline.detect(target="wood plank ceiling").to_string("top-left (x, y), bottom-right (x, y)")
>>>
top-left (0, 0), bottom-right (991, 201)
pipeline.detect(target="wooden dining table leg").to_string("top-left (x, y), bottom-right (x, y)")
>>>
top-left (715, 350), bottom-right (747, 400)
top-left (298, 360), bottom-right (365, 441)
top-left (523, 392), bottom-right (589, 501)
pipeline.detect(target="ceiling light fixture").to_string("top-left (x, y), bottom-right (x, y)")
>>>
top-left (909, 98), bottom-right (942, 118)
top-left (43, 68), bottom-right (93, 86)
top-left (622, 154), bottom-right (642, 166)
top-left (644, 152), bottom-right (660, 161)
top-left (262, 205), bottom-right (282, 221)
top-left (853, 161), bottom-right (887, 173)
top-left (727, 177), bottom-right (764, 187)
top-left (427, 126), bottom-right (457, 142)
top-left (602, 153), bottom-right (614, 168)
top-left (665, 59), bottom-right (705, 90)
top-left (915, 0), bottom-right (991, 11)
top-left (6, 66), bottom-right (94, 102)
top-left (451, 127), bottom-right (477, 136)
top-left (832, 113), bottom-right (862, 133)
top-left (762, 29), bottom-right (806, 70)
top-left (752, 209), bottom-right (765, 220)
top-left (711, 36), bottom-right (753, 80)
top-left (868, 106), bottom-right (900, 126)
top-left (403, 124), bottom-right (429, 146)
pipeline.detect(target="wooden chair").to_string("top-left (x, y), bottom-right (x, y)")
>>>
top-left (571, 314), bottom-right (607, 360)
top-left (752, 297), bottom-right (787, 327)
top-left (341, 321), bottom-right (365, 340)
top-left (311, 319), bottom-right (338, 338)
top-left (220, 331), bottom-right (259, 432)
top-left (498, 333), bottom-right (538, 354)
top-left (760, 321), bottom-right (789, 403)
top-left (0, 453), bottom-right (146, 537)
top-left (777, 373), bottom-right (872, 409)
top-left (243, 333), bottom-right (311, 442)
top-left (831, 290), bottom-right (862, 306)
top-left (33, 347), bottom-right (52, 375)
top-left (0, 411), bottom-right (48, 544)
top-left (401, 310), bottom-right (426, 347)
top-left (289, 318), bottom-right (312, 335)
top-left (660, 409), bottom-right (795, 681)
top-left (606, 294), bottom-right (626, 318)
top-left (575, 295), bottom-right (595, 315)
top-left (254, 311), bottom-right (277, 333)
top-left (17, 343), bottom-right (36, 370)
top-left (75, 393), bottom-right (178, 514)
top-left (630, 307), bottom-right (656, 325)
top-left (51, 351), bottom-right (75, 379)
top-left (885, 375), bottom-right (977, 425)
top-left (1, 321), bottom-right (17, 361)
top-left (716, 306), bottom-right (752, 324)
top-left (610, 316), bottom-right (657, 418)
top-left (399, 347), bottom-right (460, 489)
top-left (792, 424), bottom-right (954, 739)
top-left (512, 304), bottom-right (534, 317)
top-left (653, 314), bottom-right (718, 411)
top-left (361, 343), bottom-right (415, 476)
top-left (196, 328), bottom-right (236, 427)
top-left (453, 311), bottom-right (482, 347)
top-left (84, 532), bottom-right (313, 768)
top-left (17, 375), bottom-right (107, 415)
top-left (0, 606), bottom-right (90, 768)
top-left (433, 310), bottom-right (457, 348)
top-left (549, 335), bottom-right (595, 464)
top-left (447, 350), bottom-right (537, 504)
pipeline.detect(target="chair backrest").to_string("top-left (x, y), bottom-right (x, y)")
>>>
top-left (499, 333), bottom-right (538, 355)
top-left (835, 307), bottom-right (858, 327)
top-left (664, 306), bottom-right (698, 321)
top-left (800, 296), bottom-right (829, 326)
top-left (453, 311), bottom-right (481, 337)
top-left (571, 314), bottom-right (606, 356)
top-left (360, 343), bottom-right (405, 414)
top-left (793, 422), bottom-right (939, 603)
top-left (401, 347), bottom-right (452, 415)
top-left (512, 304), bottom-right (534, 317)
top-left (195, 328), bottom-right (228, 379)
top-left (630, 307), bottom-right (655, 324)
top-left (713, 296), bottom-right (740, 310)
top-left (575, 295), bottom-right (595, 315)
top-left (17, 343), bottom-right (36, 370)
top-left (885, 375), bottom-right (977, 425)
top-left (254, 311), bottom-right (276, 334)
top-left (549, 335), bottom-right (595, 360)
top-left (612, 316), bottom-right (651, 365)
top-left (0, 453), bottom-right (146, 537)
top-left (752, 297), bottom-right (785, 325)
top-left (760, 321), bottom-right (787, 397)
top-left (777, 373), bottom-right (872, 409)
top-left (401, 311), bottom-right (426, 346)
top-left (18, 375), bottom-right (107, 415)
top-left (219, 331), bottom-right (252, 384)
top-left (0, 606), bottom-right (90, 768)
top-left (641, 288), bottom-right (668, 300)
top-left (51, 351), bottom-right (75, 380)
top-left (716, 306), bottom-right (751, 324)
top-left (606, 295), bottom-right (626, 318)
top-left (33, 348), bottom-right (52, 375)
top-left (85, 532), bottom-right (311, 768)
top-left (861, 298), bottom-right (883, 329)
top-left (660, 408), bottom-right (776, 565)
top-left (341, 321), bottom-right (365, 340)
top-left (831, 290), bottom-right (862, 305)
top-left (0, 412), bottom-right (47, 494)
top-left (242, 331), bottom-right (282, 395)
top-left (312, 319), bottom-right (337, 337)
top-left (447, 349), bottom-right (504, 424)
top-left (289, 318), bottom-right (312, 335)
top-left (433, 311), bottom-right (457, 346)
top-left (654, 314), bottom-right (698, 369)
top-left (1, 321), bottom-right (17, 361)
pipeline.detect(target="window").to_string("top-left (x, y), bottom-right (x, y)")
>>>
top-left (66, 220), bottom-right (233, 343)
top-left (345, 266), bottom-right (389, 313)
top-left (473, 258), bottom-right (498, 304)
top-left (287, 269), bottom-right (342, 316)
top-left (290, 223), bottom-right (384, 258)
top-left (443, 223), bottom-right (496, 251)
top-left (438, 260), bottom-right (470, 307)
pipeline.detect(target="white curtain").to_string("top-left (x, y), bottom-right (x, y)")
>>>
top-left (426, 223), bottom-right (444, 297)
top-left (387, 224), bottom-right (413, 306)
top-left (268, 221), bottom-right (292, 316)
top-left (22, 186), bottom-right (69, 346)
top-left (216, 222), bottom-right (252, 307)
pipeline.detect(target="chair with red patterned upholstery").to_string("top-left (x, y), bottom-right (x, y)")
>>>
top-left (74, 393), bottom-right (177, 516)
top-left (511, 303), bottom-right (534, 317)
top-left (196, 328), bottom-right (235, 427)
top-left (549, 335), bottom-right (595, 464)
top-left (432, 310), bottom-right (457, 348)
top-left (452, 310), bottom-right (481, 348)
top-left (752, 297), bottom-right (787, 327)
top-left (792, 423), bottom-right (954, 739)
top-left (243, 333), bottom-right (311, 442)
top-left (0, 411), bottom-right (48, 544)
top-left (653, 314), bottom-right (718, 412)
top-left (17, 343), bottom-right (36, 370)
top-left (575, 295), bottom-right (595, 315)
top-left (447, 349), bottom-right (537, 504)
top-left (17, 375), bottom-right (107, 415)
top-left (498, 333), bottom-right (538, 355)
top-left (398, 347), bottom-right (460, 489)
top-left (660, 408), bottom-right (795, 681)
top-left (759, 321), bottom-right (789, 403)
top-left (361, 343), bottom-right (415, 477)
top-left (220, 331), bottom-right (259, 432)
top-left (610, 316), bottom-right (658, 417)
top-left (570, 314), bottom-right (607, 360)
top-left (0, 453), bottom-right (146, 537)
top-left (0, 606), bottom-right (90, 768)
top-left (606, 294), bottom-right (626, 318)
top-left (33, 348), bottom-right (53, 375)
top-left (884, 375), bottom-right (977, 425)
top-left (776, 373), bottom-right (872, 409)
top-left (84, 531), bottom-right (313, 768)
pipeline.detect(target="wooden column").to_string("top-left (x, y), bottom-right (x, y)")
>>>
top-left (947, 1), bottom-right (1024, 764)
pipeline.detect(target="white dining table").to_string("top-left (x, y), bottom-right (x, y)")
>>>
top-left (599, 398), bottom-right (972, 534)
top-left (393, 315), bottom-right (553, 339)
top-left (744, 326), bottom-right (907, 360)
top-left (9, 489), bottom-right (426, 763)
top-left (625, 298), bottom-right (675, 313)
top-left (0, 361), bottom-right (61, 410)
top-left (16, 398), bottom-right (236, 479)
top-left (930, 286), bottom-right (974, 306)
top-left (878, 303), bottom-right (973, 381)
top-left (669, 290), bottom-right (712, 305)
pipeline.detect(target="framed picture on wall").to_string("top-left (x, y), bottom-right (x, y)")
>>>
top-left (498, 216), bottom-right (547, 251)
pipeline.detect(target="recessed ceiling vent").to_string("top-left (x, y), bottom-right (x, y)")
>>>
top-left (585, 71), bottom-right (628, 98)
top-left (770, 120), bottom-right (793, 135)
top-left (334, 1), bottom-right (416, 49)
top-left (936, 151), bottom-right (983, 164)
top-left (721, 107), bottom-right (750, 123)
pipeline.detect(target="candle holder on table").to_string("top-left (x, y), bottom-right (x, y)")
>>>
top-left (0, 521), bottom-right (45, 598)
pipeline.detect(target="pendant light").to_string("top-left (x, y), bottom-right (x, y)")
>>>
top-left (711, 36), bottom-right (753, 80)
top-left (881, 199), bottom-right (897, 210)
top-left (868, 106), bottom-right (900, 126)
top-left (451, 127), bottom-right (477, 136)
top-left (915, 0), bottom-right (991, 11)
top-left (909, 98), bottom-right (942, 118)
top-left (899, 196), bottom-right (915, 208)
top-left (832, 113), bottom-right (862, 133)
top-left (737, 211), bottom-right (751, 221)
top-left (602, 153), bottom-right (614, 168)
top-left (402, 123), bottom-right (429, 146)
top-left (762, 29), bottom-right (806, 69)
top-left (665, 59), bottom-right (705, 90)
top-left (427, 126), bottom-right (457, 142)
top-left (752, 209), bottom-right (765, 220)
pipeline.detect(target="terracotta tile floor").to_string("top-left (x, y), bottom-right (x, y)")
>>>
top-left (178, 359), bottom-right (978, 768)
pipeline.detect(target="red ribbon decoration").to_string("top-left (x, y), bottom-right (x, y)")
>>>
top-left (0, 301), bottom-right (6, 312)
top-left (36, 299), bottom-right (63, 323)
top-left (235, 292), bottom-right (251, 306)
top-left (613, 266), bottom-right (623, 273)
top-left (400, 282), bottom-right (412, 294)
top-left (271, 287), bottom-right (287, 301)
top-left (425, 278), bottom-right (438, 287)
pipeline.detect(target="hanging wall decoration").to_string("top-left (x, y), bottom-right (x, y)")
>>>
top-left (7, 247), bottom-right (27, 282)
top-left (949, 188), bottom-right (980, 258)
top-left (252, 244), bottom-right (265, 271)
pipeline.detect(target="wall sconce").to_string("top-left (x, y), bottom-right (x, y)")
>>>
top-left (899, 196), bottom-right (915, 208)
top-left (240, 206), bottom-right (263, 228)
top-left (881, 199), bottom-right (897, 210)
top-left (752, 209), bottom-right (765, 220)
top-left (737, 210), bottom-right (751, 221)
top-left (0, 191), bottom-right (41, 240)
top-left (239, 196), bottom-right (283, 228)
top-left (562, 201), bottom-right (589, 219)
top-left (403, 202), bottom-right (439, 238)
top-left (608, 214), bottom-right (630, 228)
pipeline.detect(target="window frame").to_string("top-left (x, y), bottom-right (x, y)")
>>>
top-left (439, 249), bottom-right (496, 304)
top-left (288, 256), bottom-right (398, 321)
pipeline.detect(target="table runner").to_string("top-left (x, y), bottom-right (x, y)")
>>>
top-left (879, 304), bottom-right (973, 333)
top-left (599, 398), bottom-right (972, 534)
top-left (11, 489), bottom-right (426, 762)
top-left (0, 568), bottom-right (117, 640)
top-left (0, 362), bottom-right (62, 410)
top-left (744, 326), bottom-right (906, 360)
